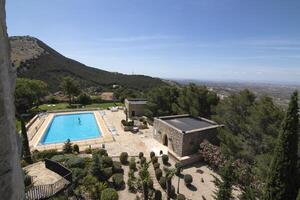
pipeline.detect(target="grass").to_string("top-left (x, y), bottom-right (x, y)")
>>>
top-left (37, 102), bottom-right (124, 111)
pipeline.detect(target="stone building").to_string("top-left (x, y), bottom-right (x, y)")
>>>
top-left (153, 114), bottom-right (221, 158)
top-left (124, 98), bottom-right (147, 118)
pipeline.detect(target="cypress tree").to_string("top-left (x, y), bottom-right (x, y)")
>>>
top-left (264, 91), bottom-right (299, 200)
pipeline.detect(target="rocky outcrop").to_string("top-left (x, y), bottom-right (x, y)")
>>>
top-left (0, 0), bottom-right (24, 199)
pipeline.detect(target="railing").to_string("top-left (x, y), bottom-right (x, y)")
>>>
top-left (25, 159), bottom-right (72, 200)
top-left (45, 159), bottom-right (72, 182)
top-left (25, 177), bottom-right (68, 200)
top-left (28, 113), bottom-right (48, 141)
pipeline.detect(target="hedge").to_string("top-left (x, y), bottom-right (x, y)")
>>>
top-left (154, 190), bottom-right (162, 200)
top-left (153, 162), bottom-right (160, 170)
top-left (129, 158), bottom-right (136, 170)
top-left (150, 151), bottom-right (155, 158)
top-left (155, 168), bottom-right (163, 180)
top-left (120, 152), bottom-right (128, 164)
top-left (159, 176), bottom-right (166, 189)
top-left (73, 144), bottom-right (80, 154)
top-left (113, 161), bottom-right (124, 174)
top-left (151, 156), bottom-right (158, 164)
top-left (101, 188), bottom-right (119, 200)
top-left (162, 154), bottom-right (169, 165)
top-left (112, 173), bottom-right (125, 189)
top-left (138, 152), bottom-right (144, 159)
top-left (102, 156), bottom-right (113, 168)
top-left (184, 174), bottom-right (193, 185)
top-left (65, 157), bottom-right (85, 168)
top-left (176, 194), bottom-right (186, 200)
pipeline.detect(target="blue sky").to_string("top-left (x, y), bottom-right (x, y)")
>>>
top-left (6, 0), bottom-right (300, 84)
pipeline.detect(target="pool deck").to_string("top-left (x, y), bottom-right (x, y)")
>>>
top-left (28, 110), bottom-right (114, 152)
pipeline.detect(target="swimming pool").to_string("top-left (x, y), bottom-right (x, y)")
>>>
top-left (40, 112), bottom-right (102, 144)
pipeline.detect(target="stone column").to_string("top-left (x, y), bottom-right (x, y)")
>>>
top-left (0, 0), bottom-right (24, 199)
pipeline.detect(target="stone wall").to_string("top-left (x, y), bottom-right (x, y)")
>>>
top-left (0, 0), bottom-right (24, 198)
top-left (125, 103), bottom-right (146, 118)
top-left (153, 118), bottom-right (219, 157)
top-left (182, 128), bottom-right (218, 156)
top-left (153, 118), bottom-right (184, 156)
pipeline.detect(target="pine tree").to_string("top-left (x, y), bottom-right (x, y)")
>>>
top-left (264, 91), bottom-right (299, 200)
top-left (214, 162), bottom-right (235, 200)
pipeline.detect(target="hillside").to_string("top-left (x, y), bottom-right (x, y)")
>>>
top-left (10, 36), bottom-right (167, 92)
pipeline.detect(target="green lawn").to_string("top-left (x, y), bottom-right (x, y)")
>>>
top-left (37, 102), bottom-right (124, 112)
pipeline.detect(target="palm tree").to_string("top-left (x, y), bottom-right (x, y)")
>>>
top-left (164, 167), bottom-right (176, 200)
top-left (60, 76), bottom-right (80, 105)
top-left (139, 161), bottom-right (152, 200)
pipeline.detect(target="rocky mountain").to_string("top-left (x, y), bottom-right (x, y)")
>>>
top-left (10, 36), bottom-right (167, 92)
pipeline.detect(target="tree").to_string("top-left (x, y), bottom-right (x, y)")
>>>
top-left (164, 167), bottom-right (176, 200)
top-left (15, 78), bottom-right (48, 164)
top-left (138, 161), bottom-right (152, 200)
top-left (60, 76), bottom-right (80, 105)
top-left (15, 78), bottom-right (48, 110)
top-left (63, 139), bottom-right (73, 153)
top-left (264, 91), bottom-right (299, 200)
top-left (173, 84), bottom-right (219, 118)
top-left (77, 93), bottom-right (91, 105)
top-left (145, 86), bottom-right (180, 119)
top-left (213, 162), bottom-right (236, 200)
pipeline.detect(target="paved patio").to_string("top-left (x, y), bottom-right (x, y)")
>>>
top-left (23, 162), bottom-right (66, 186)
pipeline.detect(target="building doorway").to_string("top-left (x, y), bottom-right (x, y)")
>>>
top-left (163, 134), bottom-right (168, 147)
top-left (131, 111), bottom-right (135, 117)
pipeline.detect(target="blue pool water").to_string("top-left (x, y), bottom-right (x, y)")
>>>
top-left (41, 113), bottom-right (102, 144)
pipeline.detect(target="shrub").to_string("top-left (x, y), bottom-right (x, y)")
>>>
top-left (113, 161), bottom-right (124, 174)
top-left (175, 163), bottom-right (182, 176)
top-left (82, 175), bottom-right (98, 189)
top-left (102, 156), bottom-right (113, 168)
top-left (162, 154), bottom-right (169, 165)
top-left (85, 147), bottom-right (92, 154)
top-left (103, 167), bottom-right (113, 180)
top-left (159, 176), bottom-right (166, 189)
top-left (129, 158), bottom-right (136, 170)
top-left (153, 162), bottom-right (160, 170)
top-left (73, 144), bottom-right (80, 154)
top-left (121, 120), bottom-right (134, 126)
top-left (32, 149), bottom-right (59, 161)
top-left (120, 152), bottom-right (128, 164)
top-left (93, 148), bottom-right (107, 157)
top-left (169, 185), bottom-right (176, 197)
top-left (127, 178), bottom-right (135, 192)
top-left (176, 194), bottom-right (186, 200)
top-left (63, 139), bottom-right (73, 153)
top-left (138, 152), bottom-right (144, 159)
top-left (148, 179), bottom-right (154, 189)
top-left (151, 156), bottom-right (158, 164)
top-left (101, 188), bottom-right (119, 200)
top-left (184, 174), bottom-right (193, 185)
top-left (155, 168), bottom-right (163, 180)
top-left (154, 190), bottom-right (162, 200)
top-left (78, 93), bottom-right (91, 105)
top-left (150, 151), bottom-right (155, 158)
top-left (112, 173), bottom-right (125, 189)
top-left (51, 155), bottom-right (68, 163)
top-left (65, 157), bottom-right (85, 168)
top-left (140, 157), bottom-right (146, 165)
